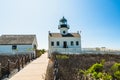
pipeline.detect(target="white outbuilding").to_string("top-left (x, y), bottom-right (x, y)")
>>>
top-left (0, 35), bottom-right (38, 56)
top-left (48, 17), bottom-right (81, 56)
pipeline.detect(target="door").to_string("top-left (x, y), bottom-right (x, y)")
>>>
top-left (63, 41), bottom-right (67, 48)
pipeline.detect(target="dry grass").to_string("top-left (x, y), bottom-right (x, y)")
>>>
top-left (46, 53), bottom-right (120, 80)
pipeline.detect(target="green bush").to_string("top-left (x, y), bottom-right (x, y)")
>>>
top-left (97, 72), bottom-right (102, 78)
top-left (56, 55), bottom-right (69, 60)
top-left (100, 59), bottom-right (105, 65)
top-left (80, 63), bottom-right (103, 79)
top-left (102, 73), bottom-right (112, 80)
top-left (36, 49), bottom-right (46, 57)
top-left (92, 71), bottom-right (98, 78)
top-left (80, 62), bottom-right (113, 80)
top-left (79, 69), bottom-right (88, 76)
top-left (88, 63), bottom-right (103, 73)
top-left (111, 63), bottom-right (120, 79)
top-left (111, 63), bottom-right (120, 72)
top-left (114, 71), bottom-right (120, 79)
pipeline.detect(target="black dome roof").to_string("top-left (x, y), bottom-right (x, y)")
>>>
top-left (59, 16), bottom-right (67, 22)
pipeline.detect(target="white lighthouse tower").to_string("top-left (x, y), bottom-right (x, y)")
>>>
top-left (58, 16), bottom-right (69, 35)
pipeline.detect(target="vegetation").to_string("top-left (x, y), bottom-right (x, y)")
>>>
top-left (111, 63), bottom-right (120, 79)
top-left (80, 62), bottom-right (120, 80)
top-left (0, 54), bottom-right (31, 79)
top-left (0, 49), bottom-right (45, 79)
top-left (46, 53), bottom-right (120, 80)
top-left (56, 54), bottom-right (69, 60)
top-left (36, 49), bottom-right (46, 57)
top-left (80, 60), bottom-right (113, 80)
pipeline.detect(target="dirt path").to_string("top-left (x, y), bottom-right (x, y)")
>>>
top-left (9, 53), bottom-right (49, 80)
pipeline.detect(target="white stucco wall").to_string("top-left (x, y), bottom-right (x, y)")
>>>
top-left (0, 45), bottom-right (12, 53)
top-left (48, 37), bottom-right (81, 55)
top-left (59, 28), bottom-right (68, 35)
top-left (0, 45), bottom-right (34, 54)
top-left (32, 37), bottom-right (38, 48)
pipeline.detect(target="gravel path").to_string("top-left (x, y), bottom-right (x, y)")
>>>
top-left (9, 53), bottom-right (49, 80)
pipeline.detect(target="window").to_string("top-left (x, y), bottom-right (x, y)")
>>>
top-left (63, 31), bottom-right (66, 34)
top-left (12, 45), bottom-right (17, 50)
top-left (71, 41), bottom-right (74, 46)
top-left (51, 41), bottom-right (54, 46)
top-left (76, 41), bottom-right (79, 46)
top-left (34, 45), bottom-right (37, 49)
top-left (57, 41), bottom-right (59, 46)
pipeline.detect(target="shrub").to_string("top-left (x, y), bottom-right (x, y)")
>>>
top-left (88, 63), bottom-right (103, 73)
top-left (80, 61), bottom-right (113, 79)
top-left (36, 49), bottom-right (46, 57)
top-left (102, 73), bottom-right (112, 80)
top-left (56, 55), bottom-right (69, 60)
top-left (97, 72), bottom-right (102, 78)
top-left (100, 59), bottom-right (105, 65)
top-left (114, 71), bottom-right (120, 79)
top-left (111, 63), bottom-right (120, 72)
top-left (80, 63), bottom-right (103, 79)
top-left (92, 71), bottom-right (98, 78)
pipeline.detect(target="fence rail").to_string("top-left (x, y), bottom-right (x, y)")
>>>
top-left (53, 56), bottom-right (59, 80)
top-left (0, 53), bottom-right (35, 79)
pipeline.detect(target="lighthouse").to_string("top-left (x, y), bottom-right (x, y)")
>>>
top-left (48, 17), bottom-right (81, 56)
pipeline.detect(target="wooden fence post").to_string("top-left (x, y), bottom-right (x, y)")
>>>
top-left (21, 56), bottom-right (24, 68)
top-left (24, 55), bottom-right (27, 64)
top-left (0, 63), bottom-right (1, 78)
top-left (28, 55), bottom-right (30, 62)
top-left (7, 60), bottom-right (10, 78)
top-left (53, 58), bottom-right (59, 80)
top-left (17, 58), bottom-right (20, 71)
top-left (31, 53), bottom-right (33, 60)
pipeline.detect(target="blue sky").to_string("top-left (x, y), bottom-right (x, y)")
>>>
top-left (0, 0), bottom-right (120, 49)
